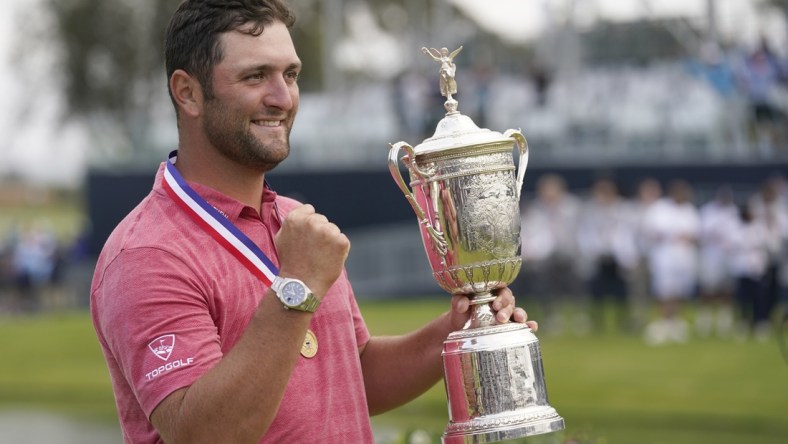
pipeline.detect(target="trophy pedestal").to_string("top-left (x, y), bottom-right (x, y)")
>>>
top-left (441, 322), bottom-right (565, 443)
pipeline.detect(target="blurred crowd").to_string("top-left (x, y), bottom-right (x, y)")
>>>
top-left (0, 220), bottom-right (74, 314)
top-left (514, 173), bottom-right (788, 345)
top-left (686, 38), bottom-right (788, 158)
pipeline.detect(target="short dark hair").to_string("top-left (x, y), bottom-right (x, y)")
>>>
top-left (164, 0), bottom-right (296, 108)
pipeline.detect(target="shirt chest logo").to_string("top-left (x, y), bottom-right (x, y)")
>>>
top-left (148, 334), bottom-right (175, 361)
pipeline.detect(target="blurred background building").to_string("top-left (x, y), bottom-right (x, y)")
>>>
top-left (1, 0), bottom-right (787, 300)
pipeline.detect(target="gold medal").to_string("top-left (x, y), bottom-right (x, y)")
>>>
top-left (301, 329), bottom-right (318, 358)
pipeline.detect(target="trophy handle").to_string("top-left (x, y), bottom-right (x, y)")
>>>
top-left (504, 129), bottom-right (529, 201)
top-left (388, 142), bottom-right (448, 256)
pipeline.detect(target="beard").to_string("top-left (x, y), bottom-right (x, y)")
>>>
top-left (202, 97), bottom-right (293, 172)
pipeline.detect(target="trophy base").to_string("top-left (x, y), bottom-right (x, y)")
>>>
top-left (441, 322), bottom-right (564, 444)
top-left (442, 408), bottom-right (565, 443)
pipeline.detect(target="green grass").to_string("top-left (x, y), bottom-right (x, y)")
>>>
top-left (0, 199), bottom-right (86, 243)
top-left (0, 301), bottom-right (786, 443)
top-left (0, 312), bottom-right (117, 424)
top-left (362, 299), bottom-right (788, 444)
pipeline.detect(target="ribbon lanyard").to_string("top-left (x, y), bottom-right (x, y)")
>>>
top-left (161, 151), bottom-right (279, 286)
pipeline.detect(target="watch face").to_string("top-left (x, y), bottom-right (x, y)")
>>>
top-left (282, 281), bottom-right (307, 306)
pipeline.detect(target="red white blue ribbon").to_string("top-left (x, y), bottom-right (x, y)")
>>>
top-left (161, 151), bottom-right (279, 286)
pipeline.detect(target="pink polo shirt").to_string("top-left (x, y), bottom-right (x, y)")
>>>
top-left (91, 163), bottom-right (373, 443)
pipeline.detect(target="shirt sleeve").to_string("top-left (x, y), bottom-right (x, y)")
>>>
top-left (92, 247), bottom-right (223, 419)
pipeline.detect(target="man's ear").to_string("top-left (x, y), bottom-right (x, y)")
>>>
top-left (170, 69), bottom-right (203, 118)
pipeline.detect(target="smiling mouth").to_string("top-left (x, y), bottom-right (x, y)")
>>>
top-left (252, 120), bottom-right (282, 127)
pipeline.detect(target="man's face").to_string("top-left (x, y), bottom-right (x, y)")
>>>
top-left (201, 21), bottom-right (301, 172)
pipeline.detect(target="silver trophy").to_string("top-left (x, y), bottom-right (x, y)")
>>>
top-left (388, 46), bottom-right (565, 443)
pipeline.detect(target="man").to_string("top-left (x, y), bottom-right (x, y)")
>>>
top-left (696, 186), bottom-right (738, 338)
top-left (90, 1), bottom-right (535, 443)
top-left (576, 178), bottom-right (636, 333)
top-left (520, 174), bottom-right (584, 335)
top-left (642, 180), bottom-right (700, 345)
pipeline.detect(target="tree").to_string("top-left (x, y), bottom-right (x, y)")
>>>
top-left (42, 0), bottom-right (182, 165)
top-left (766, 0), bottom-right (788, 18)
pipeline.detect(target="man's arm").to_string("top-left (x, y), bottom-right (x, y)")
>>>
top-left (150, 204), bottom-right (349, 443)
top-left (151, 294), bottom-right (311, 443)
top-left (359, 290), bottom-right (535, 415)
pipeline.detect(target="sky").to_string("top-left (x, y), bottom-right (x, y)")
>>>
top-left (0, 0), bottom-right (90, 187)
top-left (0, 0), bottom-right (785, 188)
top-left (449, 0), bottom-right (784, 45)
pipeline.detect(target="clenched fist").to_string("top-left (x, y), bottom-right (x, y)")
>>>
top-left (274, 204), bottom-right (350, 298)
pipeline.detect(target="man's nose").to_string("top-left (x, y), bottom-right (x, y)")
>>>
top-left (264, 76), bottom-right (295, 110)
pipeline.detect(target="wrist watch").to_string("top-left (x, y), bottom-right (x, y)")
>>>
top-left (271, 276), bottom-right (320, 312)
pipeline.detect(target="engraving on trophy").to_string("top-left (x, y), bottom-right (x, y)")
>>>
top-left (461, 172), bottom-right (520, 259)
top-left (388, 45), bottom-right (564, 443)
top-left (458, 347), bottom-right (538, 417)
top-left (509, 348), bottom-right (538, 407)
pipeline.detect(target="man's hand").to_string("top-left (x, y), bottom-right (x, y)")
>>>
top-left (274, 204), bottom-right (350, 298)
top-left (449, 287), bottom-right (537, 332)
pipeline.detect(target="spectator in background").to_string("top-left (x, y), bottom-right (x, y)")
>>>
top-left (728, 205), bottom-right (771, 342)
top-left (626, 178), bottom-right (663, 332)
top-left (517, 197), bottom-right (554, 300)
top-left (642, 180), bottom-right (700, 345)
top-left (521, 174), bottom-right (586, 335)
top-left (392, 71), bottom-right (430, 142)
top-left (738, 38), bottom-right (787, 157)
top-left (468, 61), bottom-right (493, 128)
top-left (774, 175), bottom-right (788, 298)
top-left (11, 220), bottom-right (58, 312)
top-left (576, 178), bottom-right (637, 333)
top-left (747, 177), bottom-right (788, 340)
top-left (686, 42), bottom-right (747, 156)
top-left (530, 63), bottom-right (552, 107)
top-left (0, 225), bottom-right (19, 313)
top-left (696, 186), bottom-right (739, 338)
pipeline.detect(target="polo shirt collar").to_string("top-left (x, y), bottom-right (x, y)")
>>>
top-left (153, 161), bottom-right (279, 224)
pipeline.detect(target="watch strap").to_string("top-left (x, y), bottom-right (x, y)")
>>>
top-left (294, 293), bottom-right (320, 312)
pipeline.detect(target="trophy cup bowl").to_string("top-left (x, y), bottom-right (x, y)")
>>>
top-left (388, 47), bottom-right (564, 443)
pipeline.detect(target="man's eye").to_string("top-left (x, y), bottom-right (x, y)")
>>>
top-left (286, 71), bottom-right (300, 81)
top-left (247, 73), bottom-right (264, 81)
